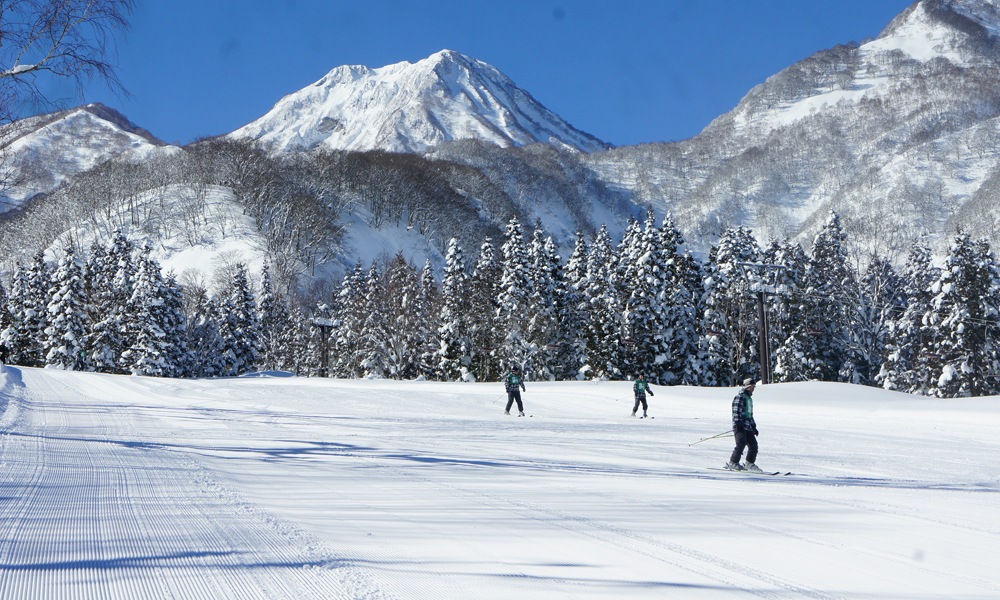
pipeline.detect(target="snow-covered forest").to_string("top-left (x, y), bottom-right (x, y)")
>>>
top-left (3, 208), bottom-right (999, 398)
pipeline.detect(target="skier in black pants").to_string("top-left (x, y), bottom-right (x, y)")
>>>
top-left (631, 374), bottom-right (654, 417)
top-left (726, 378), bottom-right (762, 473)
top-left (504, 365), bottom-right (526, 416)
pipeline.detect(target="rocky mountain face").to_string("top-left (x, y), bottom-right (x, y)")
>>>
top-left (586, 0), bottom-right (1000, 258)
top-left (231, 49), bottom-right (610, 155)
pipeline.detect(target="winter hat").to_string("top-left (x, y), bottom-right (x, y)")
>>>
top-left (512, 365), bottom-right (520, 372)
top-left (742, 378), bottom-right (756, 387)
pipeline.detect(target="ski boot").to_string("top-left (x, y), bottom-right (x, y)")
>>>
top-left (504, 410), bottom-right (510, 415)
top-left (744, 462), bottom-right (763, 474)
top-left (725, 460), bottom-right (745, 471)
top-left (518, 411), bottom-right (525, 417)
top-left (642, 411), bottom-right (648, 418)
top-left (630, 411), bottom-right (637, 418)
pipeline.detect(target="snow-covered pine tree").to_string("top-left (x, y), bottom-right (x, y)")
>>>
top-left (658, 215), bottom-right (700, 385)
top-left (332, 261), bottom-right (367, 378)
top-left (556, 231), bottom-right (591, 380)
top-left (227, 263), bottom-right (261, 375)
top-left (436, 238), bottom-right (473, 381)
top-left (122, 247), bottom-right (173, 376)
top-left (287, 306), bottom-right (311, 375)
top-left (837, 255), bottom-right (904, 385)
top-left (0, 279), bottom-right (12, 350)
top-left (379, 254), bottom-right (421, 379)
top-left (415, 259), bottom-right (441, 379)
top-left (43, 247), bottom-right (89, 370)
top-left (877, 244), bottom-right (940, 393)
top-left (89, 232), bottom-right (136, 373)
top-left (921, 234), bottom-right (1000, 397)
top-left (20, 252), bottom-right (52, 367)
top-left (526, 227), bottom-right (561, 381)
top-left (358, 262), bottom-right (389, 378)
top-left (160, 274), bottom-right (188, 377)
top-left (257, 264), bottom-right (292, 372)
top-left (184, 289), bottom-right (225, 377)
top-left (468, 238), bottom-right (502, 382)
top-left (765, 239), bottom-right (813, 383)
top-left (583, 225), bottom-right (623, 380)
top-left (620, 211), bottom-right (671, 382)
top-left (1, 265), bottom-right (31, 365)
top-left (694, 227), bottom-right (760, 387)
top-left (496, 217), bottom-right (537, 378)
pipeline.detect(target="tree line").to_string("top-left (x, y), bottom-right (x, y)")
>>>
top-left (1, 212), bottom-right (998, 397)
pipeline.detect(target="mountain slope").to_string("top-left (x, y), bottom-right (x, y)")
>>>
top-left (231, 49), bottom-right (610, 154)
top-left (0, 103), bottom-right (172, 214)
top-left (586, 0), bottom-right (1000, 256)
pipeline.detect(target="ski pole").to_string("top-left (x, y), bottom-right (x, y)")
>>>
top-left (687, 430), bottom-right (733, 447)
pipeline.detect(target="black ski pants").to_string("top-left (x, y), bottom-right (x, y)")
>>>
top-left (730, 429), bottom-right (758, 464)
top-left (505, 391), bottom-right (523, 413)
top-left (632, 395), bottom-right (648, 413)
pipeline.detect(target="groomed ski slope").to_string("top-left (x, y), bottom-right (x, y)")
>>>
top-left (0, 367), bottom-right (997, 599)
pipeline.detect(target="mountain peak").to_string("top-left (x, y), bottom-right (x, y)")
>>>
top-left (231, 50), bottom-right (609, 154)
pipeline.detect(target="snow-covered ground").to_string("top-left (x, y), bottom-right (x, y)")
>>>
top-left (0, 367), bottom-right (997, 599)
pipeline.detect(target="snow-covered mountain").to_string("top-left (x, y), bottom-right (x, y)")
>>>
top-left (0, 103), bottom-right (170, 214)
top-left (586, 0), bottom-right (1000, 256)
top-left (231, 49), bottom-right (610, 154)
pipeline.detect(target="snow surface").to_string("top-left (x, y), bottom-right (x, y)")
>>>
top-left (0, 366), bottom-right (997, 599)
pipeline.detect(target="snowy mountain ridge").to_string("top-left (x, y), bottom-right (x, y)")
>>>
top-left (230, 49), bottom-right (610, 154)
top-left (0, 103), bottom-right (172, 213)
top-left (585, 0), bottom-right (1000, 256)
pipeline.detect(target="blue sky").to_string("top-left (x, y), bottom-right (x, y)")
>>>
top-left (82, 0), bottom-right (916, 147)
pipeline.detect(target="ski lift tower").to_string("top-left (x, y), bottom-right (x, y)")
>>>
top-left (312, 317), bottom-right (340, 377)
top-left (737, 262), bottom-right (787, 385)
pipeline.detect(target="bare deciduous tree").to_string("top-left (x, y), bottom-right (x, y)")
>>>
top-left (0, 0), bottom-right (135, 123)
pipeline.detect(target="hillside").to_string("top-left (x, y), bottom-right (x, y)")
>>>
top-left (586, 0), bottom-right (1000, 257)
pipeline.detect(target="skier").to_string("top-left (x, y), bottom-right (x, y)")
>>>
top-left (726, 378), bottom-right (762, 473)
top-left (631, 374), bottom-right (654, 417)
top-left (504, 365), bottom-right (526, 416)
top-left (0, 342), bottom-right (7, 364)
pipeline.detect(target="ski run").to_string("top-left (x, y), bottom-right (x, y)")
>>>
top-left (0, 366), bottom-right (997, 599)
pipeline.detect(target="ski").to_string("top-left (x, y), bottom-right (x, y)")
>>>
top-left (707, 467), bottom-right (790, 476)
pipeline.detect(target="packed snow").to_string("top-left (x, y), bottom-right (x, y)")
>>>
top-left (0, 366), bottom-right (996, 599)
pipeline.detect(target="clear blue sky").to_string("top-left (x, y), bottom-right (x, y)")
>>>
top-left (81, 0), bottom-right (916, 147)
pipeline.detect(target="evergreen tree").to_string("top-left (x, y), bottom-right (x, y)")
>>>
top-left (257, 264), bottom-right (292, 372)
top-left (556, 231), bottom-right (591, 380)
top-left (436, 238), bottom-right (473, 381)
top-left (694, 227), bottom-right (760, 386)
top-left (89, 232), bottom-right (136, 373)
top-left (20, 252), bottom-right (52, 367)
top-left (526, 227), bottom-right (561, 381)
top-left (468, 238), bottom-right (502, 382)
top-left (800, 212), bottom-right (856, 381)
top-left (582, 225), bottom-right (623, 379)
top-left (496, 217), bottom-right (537, 377)
top-left (658, 215), bottom-right (701, 385)
top-left (620, 211), bottom-right (672, 382)
top-left (920, 235), bottom-right (1000, 397)
top-left (1, 265), bottom-right (31, 365)
top-left (333, 262), bottom-right (368, 378)
top-left (43, 248), bottom-right (89, 369)
top-left (185, 289), bottom-right (225, 377)
top-left (878, 244), bottom-right (940, 392)
top-left (226, 263), bottom-right (261, 375)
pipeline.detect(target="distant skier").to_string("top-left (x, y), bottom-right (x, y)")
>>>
top-left (726, 378), bottom-right (762, 473)
top-left (0, 342), bottom-right (7, 364)
top-left (631, 374), bottom-right (654, 418)
top-left (504, 365), bottom-right (526, 416)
